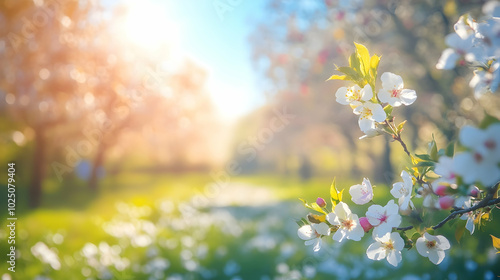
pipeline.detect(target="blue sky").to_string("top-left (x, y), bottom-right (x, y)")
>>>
top-left (124, 0), bottom-right (269, 120)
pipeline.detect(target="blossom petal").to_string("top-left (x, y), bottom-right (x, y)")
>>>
top-left (435, 235), bottom-right (450, 250)
top-left (335, 87), bottom-right (351, 105)
top-left (298, 225), bottom-right (314, 240)
top-left (366, 242), bottom-right (386, 261)
top-left (377, 89), bottom-right (392, 104)
top-left (386, 250), bottom-right (402, 267)
top-left (334, 202), bottom-right (351, 220)
top-left (386, 200), bottom-right (399, 214)
top-left (391, 232), bottom-right (405, 251)
top-left (366, 205), bottom-right (384, 226)
top-left (312, 238), bottom-right (322, 252)
top-left (370, 104), bottom-right (387, 122)
top-left (361, 84), bottom-right (373, 101)
top-left (436, 48), bottom-right (460, 70)
top-left (399, 89), bottom-right (417, 105)
top-left (347, 214), bottom-right (364, 241)
top-left (313, 223), bottom-right (331, 236)
top-left (304, 239), bottom-right (316, 246)
top-left (466, 216), bottom-right (475, 235)
top-left (326, 213), bottom-right (339, 226)
top-left (416, 237), bottom-right (429, 257)
top-left (428, 250), bottom-right (445, 265)
top-left (332, 228), bottom-right (347, 242)
top-left (390, 182), bottom-right (405, 199)
top-left (381, 72), bottom-right (403, 89)
top-left (359, 118), bottom-right (375, 133)
top-left (459, 125), bottom-right (483, 149)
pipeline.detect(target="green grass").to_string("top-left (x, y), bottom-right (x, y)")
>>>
top-left (1, 172), bottom-right (500, 279)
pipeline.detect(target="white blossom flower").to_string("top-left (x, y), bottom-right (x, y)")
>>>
top-left (416, 232), bottom-right (450, 265)
top-left (349, 178), bottom-right (374, 205)
top-left (453, 124), bottom-right (500, 186)
top-left (335, 84), bottom-right (373, 106)
top-left (358, 122), bottom-right (382, 139)
top-left (461, 124), bottom-right (500, 159)
top-left (326, 202), bottom-right (364, 242)
top-left (297, 223), bottom-right (330, 252)
top-left (366, 232), bottom-right (405, 267)
top-left (469, 63), bottom-right (500, 98)
top-left (390, 170), bottom-right (415, 213)
top-left (31, 242), bottom-right (61, 270)
top-left (459, 198), bottom-right (476, 235)
top-left (483, 1), bottom-right (500, 17)
top-left (436, 33), bottom-right (476, 70)
top-left (454, 14), bottom-right (478, 40)
top-left (366, 200), bottom-right (401, 236)
top-left (434, 156), bottom-right (456, 184)
top-left (378, 72), bottom-right (417, 107)
top-left (353, 102), bottom-right (386, 134)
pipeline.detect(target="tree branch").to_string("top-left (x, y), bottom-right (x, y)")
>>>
top-left (393, 133), bottom-right (411, 158)
top-left (396, 183), bottom-right (500, 232)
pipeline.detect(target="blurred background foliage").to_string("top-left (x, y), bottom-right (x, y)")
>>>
top-left (0, 0), bottom-right (499, 279)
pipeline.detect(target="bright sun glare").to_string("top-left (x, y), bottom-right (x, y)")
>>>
top-left (117, 1), bottom-right (251, 121)
top-left (120, 1), bottom-right (180, 50)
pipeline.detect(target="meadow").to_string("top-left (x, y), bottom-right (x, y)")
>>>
top-left (1, 173), bottom-right (499, 280)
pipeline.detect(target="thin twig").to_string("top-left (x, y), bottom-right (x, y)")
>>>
top-left (432, 197), bottom-right (500, 229)
top-left (432, 183), bottom-right (500, 230)
top-left (396, 184), bottom-right (500, 232)
top-left (393, 134), bottom-right (411, 158)
top-left (396, 225), bottom-right (414, 231)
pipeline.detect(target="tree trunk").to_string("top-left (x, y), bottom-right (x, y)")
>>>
top-left (29, 126), bottom-right (45, 208)
top-left (88, 142), bottom-right (106, 191)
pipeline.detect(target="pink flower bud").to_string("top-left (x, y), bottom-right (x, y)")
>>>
top-left (439, 196), bottom-right (455, 209)
top-left (469, 186), bottom-right (480, 197)
top-left (316, 197), bottom-right (326, 208)
top-left (435, 185), bottom-right (447, 197)
top-left (359, 217), bottom-right (373, 233)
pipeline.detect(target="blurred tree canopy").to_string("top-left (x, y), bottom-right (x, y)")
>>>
top-left (243, 0), bottom-right (500, 181)
top-left (0, 0), bottom-right (221, 208)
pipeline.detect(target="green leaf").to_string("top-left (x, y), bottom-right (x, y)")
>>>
top-left (299, 198), bottom-right (327, 214)
top-left (349, 52), bottom-right (361, 74)
top-left (397, 120), bottom-right (407, 134)
top-left (492, 235), bottom-right (500, 252)
top-left (411, 232), bottom-right (420, 245)
top-left (400, 232), bottom-right (412, 249)
top-left (370, 55), bottom-right (381, 73)
top-left (479, 113), bottom-right (500, 129)
top-left (416, 161), bottom-right (435, 167)
top-left (428, 137), bottom-right (438, 161)
top-left (327, 74), bottom-right (349, 81)
top-left (330, 178), bottom-right (343, 208)
top-left (354, 42), bottom-right (370, 76)
top-left (445, 141), bottom-right (455, 157)
top-left (415, 154), bottom-right (432, 161)
top-left (307, 213), bottom-right (326, 223)
top-left (455, 221), bottom-right (466, 243)
top-left (337, 66), bottom-right (363, 82)
top-left (296, 218), bottom-right (308, 227)
top-left (383, 105), bottom-right (393, 117)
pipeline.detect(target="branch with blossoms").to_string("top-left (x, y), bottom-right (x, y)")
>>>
top-left (296, 6), bottom-right (500, 267)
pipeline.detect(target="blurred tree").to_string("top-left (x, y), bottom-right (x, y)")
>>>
top-left (247, 0), bottom-right (499, 182)
top-left (0, 0), bottom-right (221, 206)
top-left (0, 0), bottom-right (102, 207)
